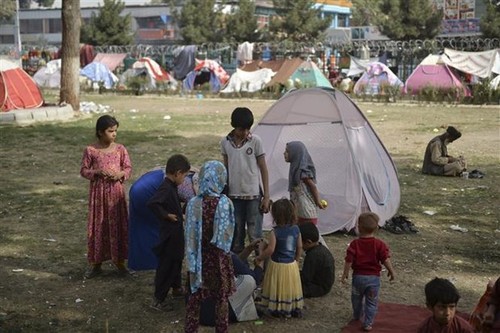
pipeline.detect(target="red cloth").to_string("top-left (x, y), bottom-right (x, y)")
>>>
top-left (342, 303), bottom-right (469, 333)
top-left (417, 315), bottom-right (474, 333)
top-left (345, 237), bottom-right (390, 276)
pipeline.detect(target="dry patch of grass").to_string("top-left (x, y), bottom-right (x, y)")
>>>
top-left (0, 94), bottom-right (498, 332)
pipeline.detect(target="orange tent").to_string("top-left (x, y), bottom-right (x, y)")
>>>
top-left (0, 60), bottom-right (44, 112)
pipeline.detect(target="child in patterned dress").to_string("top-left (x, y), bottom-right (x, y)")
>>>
top-left (80, 115), bottom-right (132, 278)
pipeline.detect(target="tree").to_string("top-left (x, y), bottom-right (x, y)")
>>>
top-left (60, 0), bottom-right (81, 112)
top-left (35, 0), bottom-right (55, 7)
top-left (171, 0), bottom-right (225, 44)
top-left (19, 0), bottom-right (30, 9)
top-left (80, 0), bottom-right (133, 46)
top-left (0, 0), bottom-right (16, 20)
top-left (480, 0), bottom-right (500, 38)
top-left (378, 0), bottom-right (443, 40)
top-left (224, 0), bottom-right (259, 42)
top-left (350, 0), bottom-right (383, 26)
top-left (269, 0), bottom-right (331, 42)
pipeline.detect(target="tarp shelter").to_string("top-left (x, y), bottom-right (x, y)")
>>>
top-left (220, 68), bottom-right (275, 93)
top-left (346, 55), bottom-right (381, 77)
top-left (80, 62), bottom-right (119, 89)
top-left (131, 57), bottom-right (176, 89)
top-left (92, 53), bottom-right (127, 72)
top-left (182, 59), bottom-right (229, 93)
top-left (404, 57), bottom-right (471, 96)
top-left (240, 59), bottom-right (292, 73)
top-left (290, 60), bottom-right (332, 89)
top-left (442, 48), bottom-right (500, 79)
top-left (33, 59), bottom-right (61, 88)
top-left (1, 60), bottom-right (44, 112)
top-left (491, 75), bottom-right (500, 90)
top-left (252, 87), bottom-right (400, 234)
top-left (264, 58), bottom-right (306, 88)
top-left (353, 62), bottom-right (403, 95)
top-left (172, 45), bottom-right (197, 80)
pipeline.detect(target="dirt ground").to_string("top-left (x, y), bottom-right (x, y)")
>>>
top-left (0, 93), bottom-right (498, 333)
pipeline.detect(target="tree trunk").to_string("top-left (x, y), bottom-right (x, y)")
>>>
top-left (59, 0), bottom-right (81, 112)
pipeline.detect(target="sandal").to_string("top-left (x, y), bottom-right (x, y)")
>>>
top-left (84, 265), bottom-right (102, 279)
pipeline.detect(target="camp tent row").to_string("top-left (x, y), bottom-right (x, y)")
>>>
top-left (33, 54), bottom-right (176, 90)
top-left (221, 58), bottom-right (332, 94)
top-left (349, 48), bottom-right (500, 96)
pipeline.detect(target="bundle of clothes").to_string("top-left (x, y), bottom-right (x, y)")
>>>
top-left (383, 215), bottom-right (419, 234)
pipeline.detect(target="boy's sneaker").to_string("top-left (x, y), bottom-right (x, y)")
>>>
top-left (150, 299), bottom-right (174, 312)
top-left (171, 287), bottom-right (186, 298)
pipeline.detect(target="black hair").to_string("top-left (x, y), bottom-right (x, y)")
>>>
top-left (95, 115), bottom-right (119, 138)
top-left (425, 277), bottom-right (461, 307)
top-left (165, 154), bottom-right (191, 175)
top-left (271, 198), bottom-right (296, 226)
top-left (231, 107), bottom-right (254, 129)
top-left (299, 222), bottom-right (319, 243)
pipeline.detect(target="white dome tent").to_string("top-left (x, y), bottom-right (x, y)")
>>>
top-left (252, 87), bottom-right (401, 234)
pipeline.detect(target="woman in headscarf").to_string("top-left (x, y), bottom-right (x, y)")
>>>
top-left (184, 160), bottom-right (235, 333)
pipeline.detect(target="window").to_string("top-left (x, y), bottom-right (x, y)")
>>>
top-left (0, 35), bottom-right (15, 43)
top-left (48, 19), bottom-right (62, 33)
top-left (20, 19), bottom-right (43, 34)
top-left (338, 14), bottom-right (348, 28)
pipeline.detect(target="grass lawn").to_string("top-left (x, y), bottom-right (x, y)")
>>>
top-left (0, 92), bottom-right (498, 332)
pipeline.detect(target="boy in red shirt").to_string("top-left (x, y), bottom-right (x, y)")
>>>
top-left (417, 277), bottom-right (474, 333)
top-left (341, 212), bottom-right (396, 332)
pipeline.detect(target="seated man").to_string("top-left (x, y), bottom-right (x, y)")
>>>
top-left (298, 222), bottom-right (335, 298)
top-left (422, 126), bottom-right (467, 177)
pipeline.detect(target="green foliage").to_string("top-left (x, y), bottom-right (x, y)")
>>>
top-left (480, 1), bottom-right (500, 39)
top-left (0, 0), bottom-right (16, 20)
top-left (224, 0), bottom-right (259, 42)
top-left (470, 78), bottom-right (500, 105)
top-left (19, 0), bottom-right (30, 8)
top-left (80, 0), bottom-right (133, 46)
top-left (269, 0), bottom-right (331, 42)
top-left (172, 0), bottom-right (225, 44)
top-left (416, 85), bottom-right (464, 104)
top-left (34, 0), bottom-right (55, 7)
top-left (350, 0), bottom-right (383, 26)
top-left (378, 0), bottom-right (443, 40)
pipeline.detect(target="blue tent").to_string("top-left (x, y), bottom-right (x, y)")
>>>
top-left (80, 62), bottom-right (117, 89)
top-left (182, 67), bottom-right (222, 93)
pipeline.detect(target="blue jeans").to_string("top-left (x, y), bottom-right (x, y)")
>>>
top-left (231, 198), bottom-right (263, 253)
top-left (351, 275), bottom-right (380, 327)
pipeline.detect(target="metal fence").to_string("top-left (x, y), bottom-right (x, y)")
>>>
top-left (1, 37), bottom-right (499, 81)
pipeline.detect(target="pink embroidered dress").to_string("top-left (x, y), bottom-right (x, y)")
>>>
top-left (80, 143), bottom-right (132, 264)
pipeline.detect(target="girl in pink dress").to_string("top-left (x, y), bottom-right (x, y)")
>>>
top-left (80, 115), bottom-right (132, 278)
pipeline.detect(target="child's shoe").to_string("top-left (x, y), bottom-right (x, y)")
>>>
top-left (171, 287), bottom-right (186, 298)
top-left (150, 298), bottom-right (174, 312)
top-left (363, 325), bottom-right (373, 331)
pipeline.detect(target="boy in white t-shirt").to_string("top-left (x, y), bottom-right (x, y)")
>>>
top-left (221, 107), bottom-right (270, 253)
